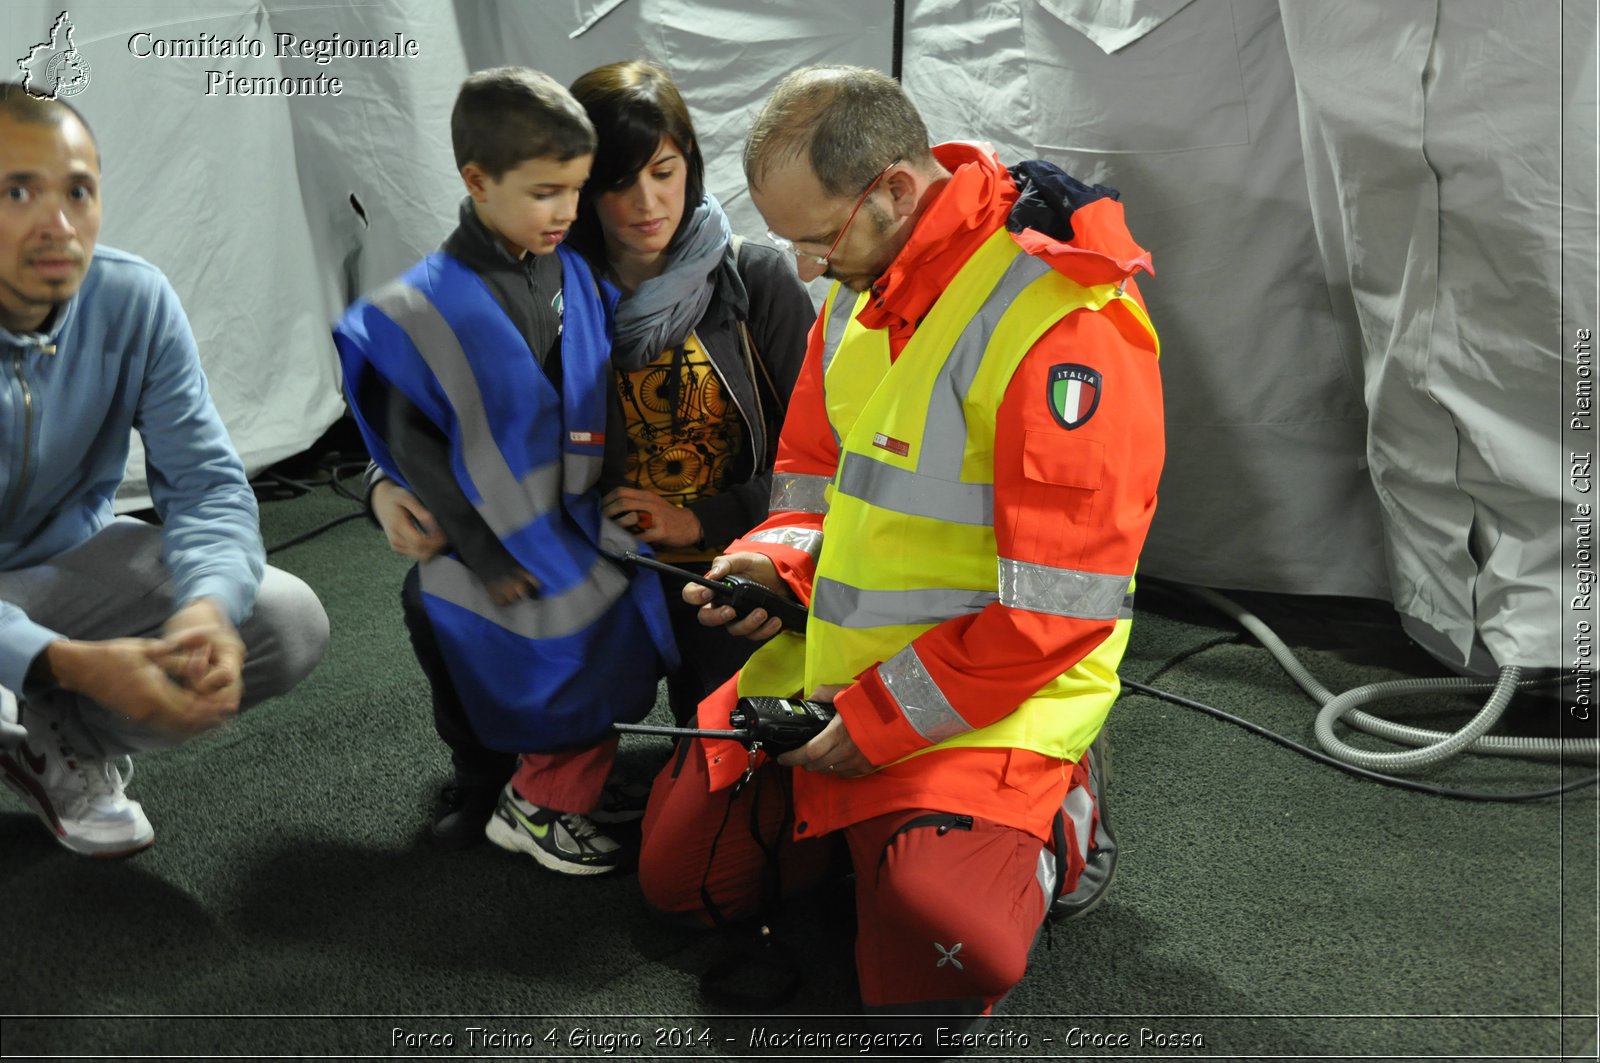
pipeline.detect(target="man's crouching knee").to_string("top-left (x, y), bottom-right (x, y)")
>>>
top-left (237, 566), bottom-right (329, 707)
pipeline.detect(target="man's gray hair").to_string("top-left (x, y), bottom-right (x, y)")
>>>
top-left (743, 66), bottom-right (932, 198)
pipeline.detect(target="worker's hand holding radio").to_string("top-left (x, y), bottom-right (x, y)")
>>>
top-left (772, 685), bottom-right (875, 778)
top-left (687, 552), bottom-right (795, 641)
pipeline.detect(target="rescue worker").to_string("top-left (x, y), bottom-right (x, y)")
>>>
top-left (636, 66), bottom-right (1165, 1026)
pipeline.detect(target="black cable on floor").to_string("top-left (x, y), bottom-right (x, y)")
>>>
top-left (264, 510), bottom-right (367, 555)
top-left (257, 451), bottom-right (371, 554)
top-left (1120, 677), bottom-right (1600, 803)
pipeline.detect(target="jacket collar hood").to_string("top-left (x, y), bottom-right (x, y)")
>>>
top-left (1003, 157), bottom-right (1154, 285)
top-left (860, 143), bottom-right (1152, 336)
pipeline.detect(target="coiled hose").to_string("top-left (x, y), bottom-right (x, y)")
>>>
top-left (1184, 585), bottom-right (1600, 774)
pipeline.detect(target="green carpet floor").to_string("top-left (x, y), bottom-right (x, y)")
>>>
top-left (1, 483), bottom-right (1595, 1061)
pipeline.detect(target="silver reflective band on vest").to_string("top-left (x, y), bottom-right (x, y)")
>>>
top-left (919, 254), bottom-right (1054, 476)
top-left (818, 290), bottom-right (860, 379)
top-left (836, 452), bottom-right (993, 526)
top-left (564, 452), bottom-right (603, 494)
top-left (745, 526), bottom-right (824, 559)
top-left (369, 280), bottom-right (570, 537)
top-left (420, 552), bottom-right (629, 639)
top-left (826, 253), bottom-right (1055, 523)
top-left (770, 473), bottom-right (831, 514)
top-left (997, 558), bottom-right (1131, 621)
top-left (879, 643), bottom-right (972, 744)
top-left (812, 578), bottom-right (997, 628)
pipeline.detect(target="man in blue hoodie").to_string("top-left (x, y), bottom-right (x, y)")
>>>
top-left (0, 84), bottom-right (329, 857)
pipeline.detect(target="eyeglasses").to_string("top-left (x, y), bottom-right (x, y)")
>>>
top-left (767, 158), bottom-right (901, 269)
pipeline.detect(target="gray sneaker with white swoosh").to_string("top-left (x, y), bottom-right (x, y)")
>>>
top-left (483, 782), bottom-right (622, 875)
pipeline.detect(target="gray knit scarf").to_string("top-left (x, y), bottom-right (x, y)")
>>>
top-left (609, 192), bottom-right (731, 372)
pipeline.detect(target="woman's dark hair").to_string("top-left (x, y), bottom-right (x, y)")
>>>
top-left (567, 61), bottom-right (706, 266)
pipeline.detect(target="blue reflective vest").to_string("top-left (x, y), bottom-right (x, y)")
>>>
top-left (334, 247), bottom-right (677, 751)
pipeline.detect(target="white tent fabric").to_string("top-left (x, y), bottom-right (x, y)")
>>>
top-left (4, 0), bottom-right (1592, 670)
top-left (1279, 0), bottom-right (1591, 671)
top-left (904, 0), bottom-right (1390, 602)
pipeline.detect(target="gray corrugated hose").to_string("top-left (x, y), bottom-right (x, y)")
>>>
top-left (1184, 586), bottom-right (1599, 774)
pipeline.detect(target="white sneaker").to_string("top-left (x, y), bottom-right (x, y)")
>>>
top-left (0, 705), bottom-right (154, 857)
top-left (484, 784), bottom-right (622, 875)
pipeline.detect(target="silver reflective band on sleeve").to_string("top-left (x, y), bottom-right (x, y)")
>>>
top-left (879, 643), bottom-right (972, 745)
top-left (836, 452), bottom-right (994, 526)
top-left (770, 473), bottom-right (831, 514)
top-left (370, 280), bottom-right (561, 539)
top-left (997, 558), bottom-right (1131, 620)
top-left (812, 578), bottom-right (997, 628)
top-left (745, 527), bottom-right (823, 559)
top-left (419, 552), bottom-right (628, 639)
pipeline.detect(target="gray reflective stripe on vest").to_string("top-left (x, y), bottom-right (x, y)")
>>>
top-left (564, 452), bottom-right (603, 495)
top-left (879, 642), bottom-right (972, 744)
top-left (596, 511), bottom-right (642, 557)
top-left (813, 253), bottom-right (1068, 632)
top-left (745, 526), bottom-right (824, 559)
top-left (997, 558), bottom-right (1132, 621)
top-left (812, 577), bottom-right (997, 628)
top-left (835, 451), bottom-right (993, 525)
top-left (827, 252), bottom-right (1054, 528)
top-left (819, 291), bottom-right (859, 451)
top-left (419, 551), bottom-right (629, 639)
top-left (369, 279), bottom-right (562, 538)
top-left (920, 253), bottom-right (1053, 476)
top-left (819, 288), bottom-right (860, 379)
top-left (770, 472), bottom-right (831, 514)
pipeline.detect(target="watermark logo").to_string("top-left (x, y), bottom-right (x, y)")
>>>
top-left (17, 11), bottom-right (92, 100)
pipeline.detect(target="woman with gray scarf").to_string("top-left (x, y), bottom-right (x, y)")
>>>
top-left (568, 60), bottom-right (811, 727)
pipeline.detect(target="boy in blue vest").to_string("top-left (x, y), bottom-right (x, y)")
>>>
top-left (334, 67), bottom-right (676, 875)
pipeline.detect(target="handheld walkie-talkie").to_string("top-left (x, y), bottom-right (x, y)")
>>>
top-left (614, 696), bottom-right (836, 754)
top-left (621, 551), bottom-right (808, 632)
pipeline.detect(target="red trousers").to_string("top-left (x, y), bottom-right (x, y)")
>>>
top-left (638, 736), bottom-right (1089, 1013)
top-left (511, 736), bottom-right (617, 812)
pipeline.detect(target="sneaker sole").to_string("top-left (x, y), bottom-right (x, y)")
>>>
top-left (484, 810), bottom-right (618, 877)
top-left (72, 833), bottom-right (157, 859)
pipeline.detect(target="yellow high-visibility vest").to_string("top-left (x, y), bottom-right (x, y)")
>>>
top-left (740, 229), bottom-right (1158, 764)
